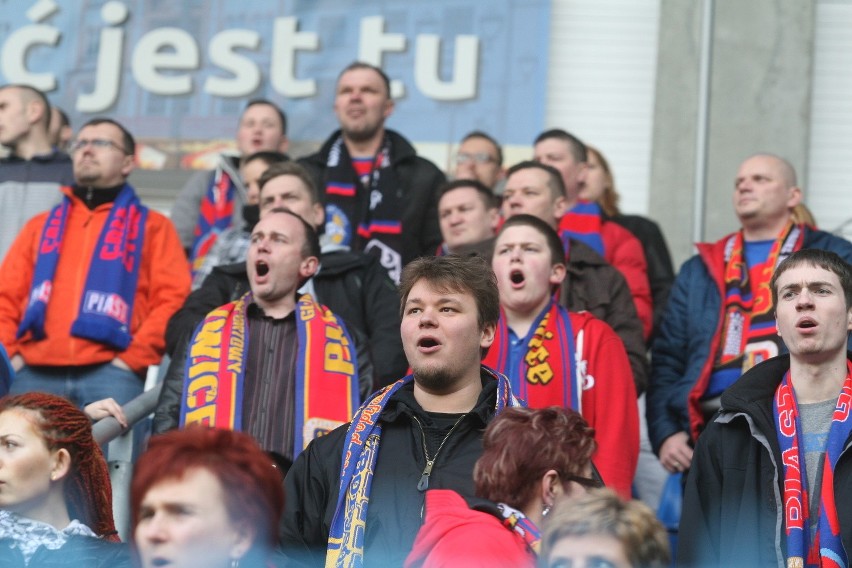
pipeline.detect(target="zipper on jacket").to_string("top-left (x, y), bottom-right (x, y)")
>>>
top-left (411, 414), bottom-right (466, 492)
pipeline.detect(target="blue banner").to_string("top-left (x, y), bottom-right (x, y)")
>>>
top-left (1, 0), bottom-right (550, 168)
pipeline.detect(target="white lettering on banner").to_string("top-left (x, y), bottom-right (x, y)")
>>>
top-left (270, 17), bottom-right (320, 98)
top-left (207, 29), bottom-right (262, 97)
top-left (359, 16), bottom-right (408, 98)
top-left (77, 1), bottom-right (128, 113)
top-left (1, 2), bottom-right (482, 107)
top-left (132, 28), bottom-right (200, 95)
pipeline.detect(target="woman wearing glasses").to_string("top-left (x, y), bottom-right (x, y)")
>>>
top-left (406, 406), bottom-right (600, 568)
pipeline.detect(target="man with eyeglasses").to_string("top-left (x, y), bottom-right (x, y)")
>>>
top-left (0, 118), bottom-right (189, 414)
top-left (0, 84), bottom-right (75, 261)
top-left (453, 130), bottom-right (506, 194)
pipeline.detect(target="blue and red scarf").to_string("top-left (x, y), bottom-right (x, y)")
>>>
top-left (190, 167), bottom-right (237, 278)
top-left (774, 361), bottom-right (852, 568)
top-left (558, 200), bottom-right (605, 256)
top-left (179, 293), bottom-right (360, 456)
top-left (496, 502), bottom-right (542, 554)
top-left (482, 302), bottom-right (579, 411)
top-left (17, 184), bottom-right (147, 350)
top-left (322, 134), bottom-right (405, 282)
top-left (325, 368), bottom-right (522, 567)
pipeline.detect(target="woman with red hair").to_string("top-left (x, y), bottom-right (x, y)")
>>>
top-left (0, 392), bottom-right (129, 566)
top-left (131, 427), bottom-right (284, 568)
top-left (406, 406), bottom-right (600, 568)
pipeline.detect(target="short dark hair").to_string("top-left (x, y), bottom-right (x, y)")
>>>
top-left (506, 160), bottom-right (567, 199)
top-left (498, 214), bottom-right (565, 266)
top-left (258, 161), bottom-right (321, 206)
top-left (243, 98), bottom-right (287, 134)
top-left (80, 117), bottom-right (135, 155)
top-left (461, 130), bottom-right (504, 166)
top-left (534, 128), bottom-right (588, 163)
top-left (439, 179), bottom-right (499, 211)
top-left (399, 255), bottom-right (499, 331)
top-left (771, 248), bottom-right (852, 310)
top-left (262, 207), bottom-right (321, 261)
top-left (474, 406), bottom-right (597, 511)
top-left (53, 106), bottom-right (70, 129)
top-left (242, 150), bottom-right (289, 169)
top-left (338, 62), bottom-right (392, 98)
top-left (1, 84), bottom-right (51, 129)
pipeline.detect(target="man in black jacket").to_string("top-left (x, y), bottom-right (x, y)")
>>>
top-left (680, 249), bottom-right (852, 566)
top-left (298, 62), bottom-right (445, 283)
top-left (162, 161), bottom-right (406, 389)
top-left (279, 255), bottom-right (522, 567)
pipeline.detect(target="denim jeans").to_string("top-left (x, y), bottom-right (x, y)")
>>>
top-left (11, 362), bottom-right (147, 458)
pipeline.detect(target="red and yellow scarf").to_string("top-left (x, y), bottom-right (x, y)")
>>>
top-left (179, 292), bottom-right (360, 456)
top-left (716, 223), bottom-right (804, 375)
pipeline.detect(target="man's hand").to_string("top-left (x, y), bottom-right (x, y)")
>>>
top-left (659, 431), bottom-right (694, 473)
top-left (10, 354), bottom-right (24, 372)
top-left (110, 357), bottom-right (132, 371)
top-left (84, 398), bottom-right (128, 428)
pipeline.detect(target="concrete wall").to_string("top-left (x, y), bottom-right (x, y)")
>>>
top-left (650, 0), bottom-right (815, 268)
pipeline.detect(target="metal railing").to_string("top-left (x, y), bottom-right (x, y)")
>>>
top-left (93, 367), bottom-right (163, 541)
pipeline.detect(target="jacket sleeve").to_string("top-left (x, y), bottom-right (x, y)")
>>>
top-left (414, 162), bottom-right (445, 258)
top-left (647, 258), bottom-right (703, 454)
top-left (152, 335), bottom-right (188, 434)
top-left (279, 432), bottom-right (344, 566)
top-left (0, 217), bottom-right (40, 359)
top-left (170, 169), bottom-right (213, 251)
top-left (165, 267), bottom-right (237, 356)
top-left (359, 255), bottom-right (408, 388)
top-left (677, 425), bottom-right (724, 567)
top-left (349, 324), bottom-right (376, 401)
top-left (602, 222), bottom-right (653, 341)
top-left (120, 216), bottom-right (191, 372)
top-left (578, 316), bottom-right (639, 499)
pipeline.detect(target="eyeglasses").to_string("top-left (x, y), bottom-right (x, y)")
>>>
top-left (71, 138), bottom-right (128, 154)
top-left (564, 473), bottom-right (605, 489)
top-left (456, 152), bottom-right (496, 165)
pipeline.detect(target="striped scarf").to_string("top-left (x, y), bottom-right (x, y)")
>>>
top-left (190, 167), bottom-right (237, 278)
top-left (482, 301), bottom-right (580, 411)
top-left (321, 134), bottom-right (405, 282)
top-left (716, 223), bottom-right (803, 375)
top-left (179, 292), bottom-right (360, 457)
top-left (558, 200), bottom-right (605, 256)
top-left (774, 362), bottom-right (852, 568)
top-left (325, 368), bottom-right (522, 567)
top-left (17, 184), bottom-right (147, 350)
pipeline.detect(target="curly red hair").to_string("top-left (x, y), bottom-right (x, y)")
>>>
top-left (0, 392), bottom-right (118, 540)
top-left (474, 406), bottom-right (597, 509)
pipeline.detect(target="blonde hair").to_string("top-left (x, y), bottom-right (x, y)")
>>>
top-left (540, 489), bottom-right (669, 568)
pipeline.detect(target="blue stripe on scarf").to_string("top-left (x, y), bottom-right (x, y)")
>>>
top-left (18, 185), bottom-right (146, 351)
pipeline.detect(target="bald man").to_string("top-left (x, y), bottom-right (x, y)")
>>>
top-left (647, 153), bottom-right (852, 477)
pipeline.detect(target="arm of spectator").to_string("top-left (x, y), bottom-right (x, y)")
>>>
top-left (349, 325), bottom-right (376, 401)
top-left (360, 255), bottom-right (408, 388)
top-left (165, 265), bottom-right (237, 356)
top-left (120, 217), bottom-right (191, 373)
top-left (170, 169), bottom-right (213, 251)
top-left (648, 259), bottom-right (701, 454)
top-left (658, 431), bottom-right (694, 473)
top-left (418, 164), bottom-right (446, 257)
top-left (84, 397), bottom-right (128, 428)
top-left (0, 217), bottom-right (41, 360)
top-left (605, 223), bottom-right (654, 341)
top-left (579, 316), bottom-right (639, 499)
top-left (152, 336), bottom-right (189, 434)
top-left (677, 429), bottom-right (724, 566)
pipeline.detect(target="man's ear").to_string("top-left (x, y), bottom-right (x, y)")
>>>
top-left (278, 135), bottom-right (289, 154)
top-left (550, 263), bottom-right (567, 286)
top-left (300, 256), bottom-right (320, 279)
top-left (480, 321), bottom-right (496, 350)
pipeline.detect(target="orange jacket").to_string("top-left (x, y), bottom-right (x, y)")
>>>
top-left (0, 187), bottom-right (190, 373)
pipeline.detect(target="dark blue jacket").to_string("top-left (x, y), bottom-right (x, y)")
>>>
top-left (647, 226), bottom-right (852, 453)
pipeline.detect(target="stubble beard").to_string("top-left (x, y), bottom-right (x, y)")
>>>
top-left (413, 364), bottom-right (457, 393)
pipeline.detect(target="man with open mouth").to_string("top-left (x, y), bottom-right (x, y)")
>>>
top-left (680, 249), bottom-right (852, 567)
top-left (485, 213), bottom-right (639, 498)
top-left (280, 255), bottom-right (523, 567)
